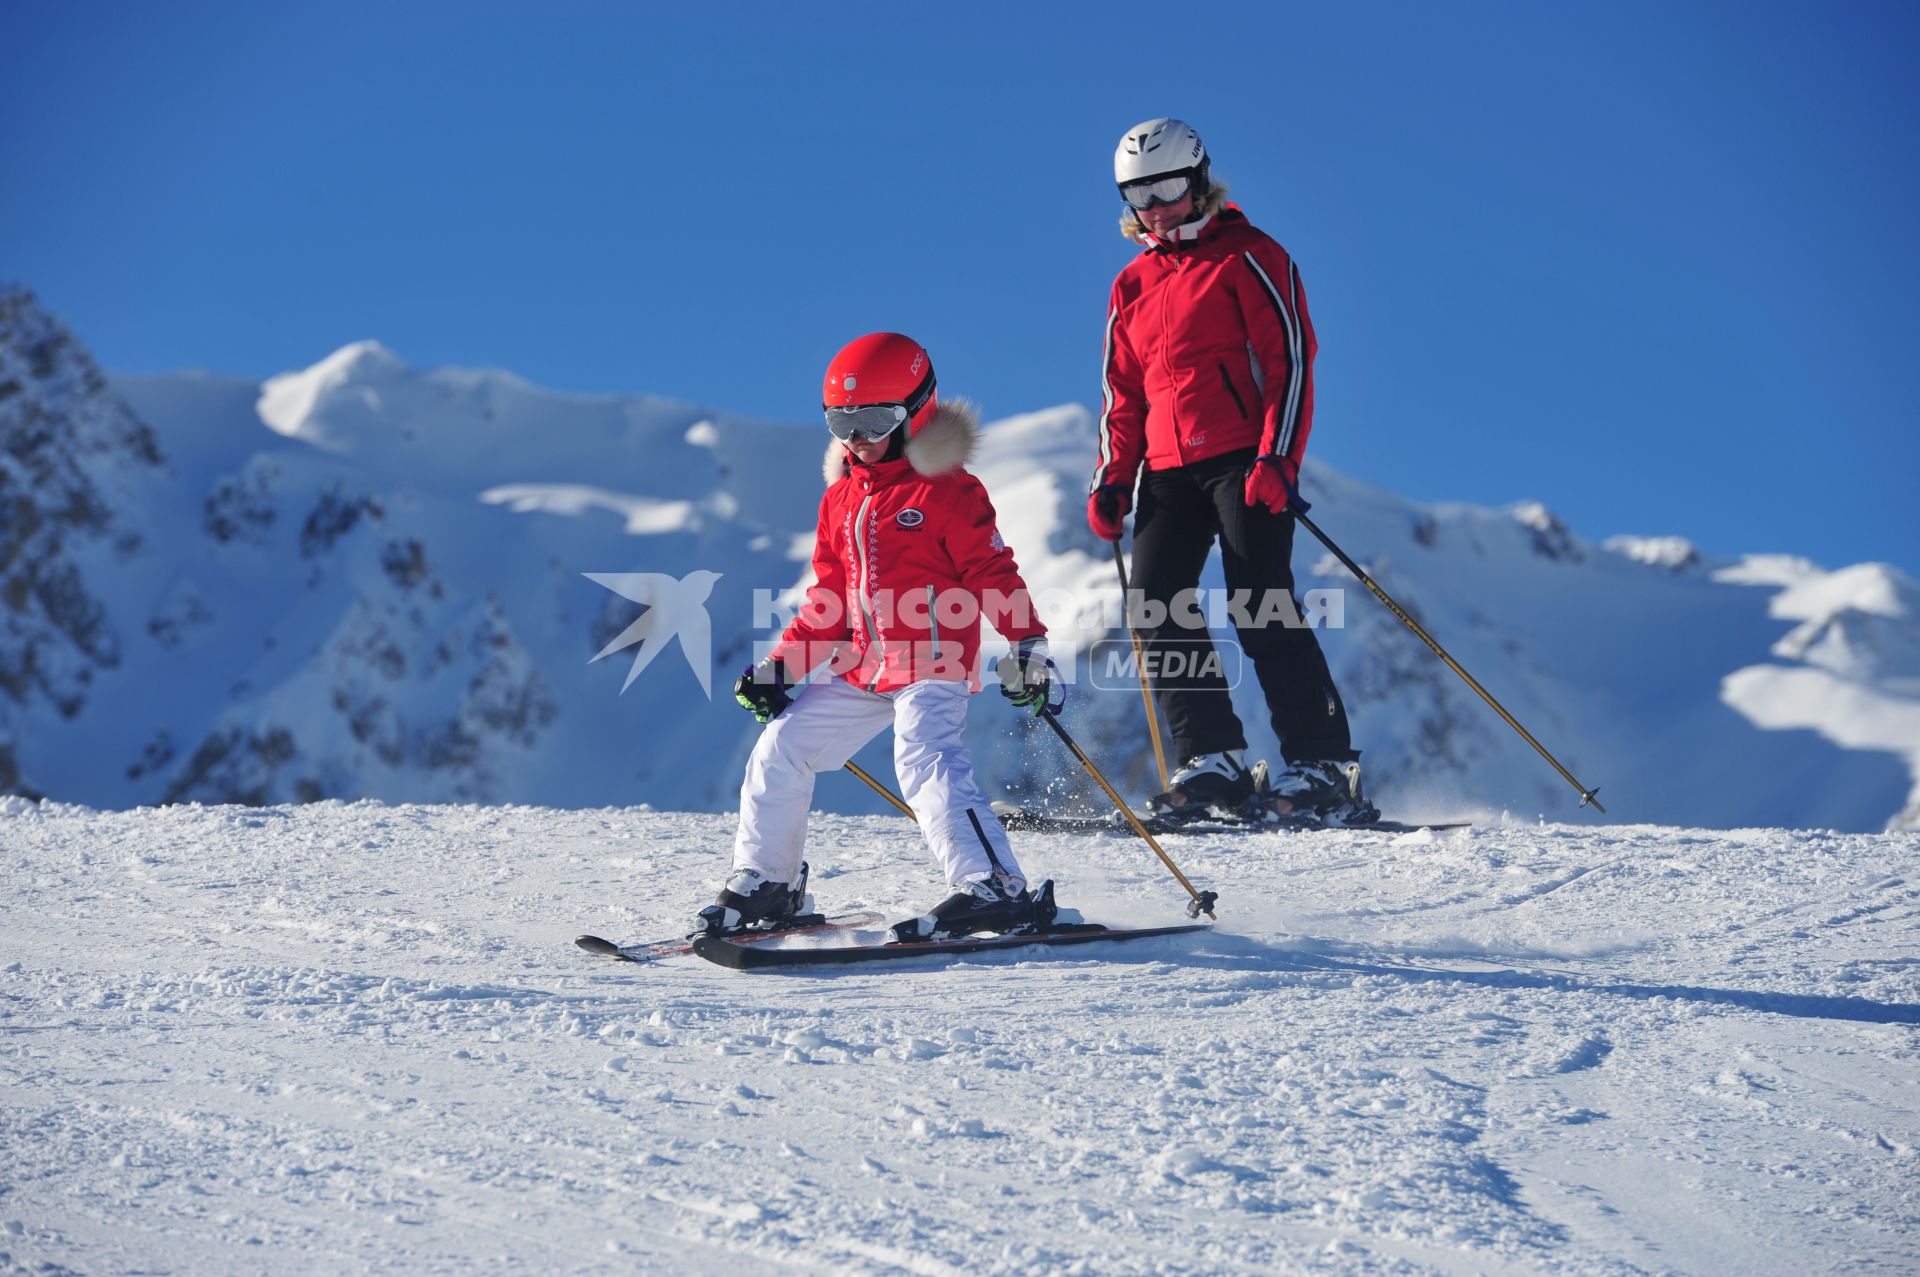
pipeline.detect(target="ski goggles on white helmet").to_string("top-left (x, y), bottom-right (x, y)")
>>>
top-left (824, 402), bottom-right (909, 442)
top-left (1118, 172), bottom-right (1193, 210)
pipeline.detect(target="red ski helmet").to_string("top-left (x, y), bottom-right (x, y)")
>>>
top-left (822, 332), bottom-right (938, 440)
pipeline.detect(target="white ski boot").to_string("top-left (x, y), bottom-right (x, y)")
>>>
top-left (689, 863), bottom-right (815, 938)
top-left (888, 878), bottom-right (1057, 943)
top-left (1267, 759), bottom-right (1379, 826)
top-left (1147, 750), bottom-right (1255, 817)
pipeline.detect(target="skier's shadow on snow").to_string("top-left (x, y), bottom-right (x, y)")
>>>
top-left (1191, 933), bottom-right (1920, 1026)
top-left (720, 932), bottom-right (1919, 1025)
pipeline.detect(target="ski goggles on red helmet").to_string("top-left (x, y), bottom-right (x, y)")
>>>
top-left (823, 369), bottom-right (936, 441)
top-left (1119, 172), bottom-right (1193, 210)
top-left (824, 402), bottom-right (908, 441)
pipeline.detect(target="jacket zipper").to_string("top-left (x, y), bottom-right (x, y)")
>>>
top-left (852, 494), bottom-right (884, 690)
top-left (1217, 361), bottom-right (1249, 420)
top-left (1161, 261), bottom-right (1181, 464)
top-left (926, 585), bottom-right (940, 665)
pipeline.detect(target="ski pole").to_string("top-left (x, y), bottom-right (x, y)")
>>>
top-left (1038, 710), bottom-right (1218, 919)
top-left (1278, 473), bottom-right (1605, 813)
top-left (1112, 541), bottom-right (1171, 792)
top-left (846, 760), bottom-right (917, 820)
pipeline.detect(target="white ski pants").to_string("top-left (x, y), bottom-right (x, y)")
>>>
top-left (733, 676), bottom-right (1025, 892)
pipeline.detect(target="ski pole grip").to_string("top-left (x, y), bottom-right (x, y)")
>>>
top-left (1276, 460), bottom-right (1311, 515)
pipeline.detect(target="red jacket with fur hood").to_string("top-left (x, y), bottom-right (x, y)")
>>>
top-left (1092, 204), bottom-right (1317, 491)
top-left (772, 400), bottom-right (1046, 693)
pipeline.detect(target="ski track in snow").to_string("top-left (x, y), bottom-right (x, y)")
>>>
top-left (1, 802), bottom-right (1916, 1276)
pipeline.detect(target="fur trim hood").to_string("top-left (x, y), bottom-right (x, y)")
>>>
top-left (821, 398), bottom-right (980, 486)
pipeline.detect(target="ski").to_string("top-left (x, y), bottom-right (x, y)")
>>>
top-left (691, 920), bottom-right (1212, 971)
top-left (575, 911), bottom-right (884, 964)
top-left (992, 801), bottom-right (1470, 838)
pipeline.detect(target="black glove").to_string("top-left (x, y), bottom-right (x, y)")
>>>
top-left (997, 638), bottom-right (1060, 716)
top-left (734, 658), bottom-right (793, 723)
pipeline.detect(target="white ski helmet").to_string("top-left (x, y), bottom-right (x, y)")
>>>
top-left (1113, 117), bottom-right (1210, 193)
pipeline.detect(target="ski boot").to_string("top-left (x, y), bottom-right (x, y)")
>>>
top-left (689, 863), bottom-right (816, 938)
top-left (888, 878), bottom-right (1058, 943)
top-left (1148, 750), bottom-right (1256, 820)
top-left (1265, 759), bottom-right (1380, 827)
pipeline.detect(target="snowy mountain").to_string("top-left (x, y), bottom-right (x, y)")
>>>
top-left (0, 288), bottom-right (165, 792)
top-left (3, 284), bottom-right (1916, 830)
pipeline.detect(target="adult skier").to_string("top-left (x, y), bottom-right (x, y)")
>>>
top-left (1088, 117), bottom-right (1369, 823)
top-left (697, 332), bottom-right (1062, 943)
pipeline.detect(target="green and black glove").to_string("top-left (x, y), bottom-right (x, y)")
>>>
top-left (734, 658), bottom-right (794, 724)
top-left (997, 638), bottom-right (1060, 717)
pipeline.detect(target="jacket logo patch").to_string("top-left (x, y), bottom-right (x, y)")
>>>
top-left (896, 508), bottom-right (925, 528)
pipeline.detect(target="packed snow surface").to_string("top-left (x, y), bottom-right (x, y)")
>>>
top-left (3, 800), bottom-right (1916, 1274)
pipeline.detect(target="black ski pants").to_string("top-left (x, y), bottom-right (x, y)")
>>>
top-left (1130, 448), bottom-right (1354, 766)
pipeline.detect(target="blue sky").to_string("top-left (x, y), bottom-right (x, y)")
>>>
top-left (6, 1), bottom-right (1917, 574)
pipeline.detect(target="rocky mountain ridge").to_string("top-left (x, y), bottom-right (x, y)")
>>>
top-left (3, 284), bottom-right (1914, 829)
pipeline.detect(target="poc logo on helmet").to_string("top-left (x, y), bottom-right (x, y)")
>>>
top-left (896, 508), bottom-right (925, 528)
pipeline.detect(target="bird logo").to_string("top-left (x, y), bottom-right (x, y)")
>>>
top-left (584, 570), bottom-right (722, 697)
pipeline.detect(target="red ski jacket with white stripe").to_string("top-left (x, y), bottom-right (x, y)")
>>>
top-left (1091, 204), bottom-right (1318, 493)
top-left (772, 401), bottom-right (1046, 694)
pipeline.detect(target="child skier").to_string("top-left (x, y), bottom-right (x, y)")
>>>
top-left (694, 332), bottom-right (1061, 944)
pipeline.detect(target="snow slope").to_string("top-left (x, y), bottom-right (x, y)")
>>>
top-left (2, 800), bottom-right (1915, 1275)
top-left (4, 283), bottom-right (1918, 829)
